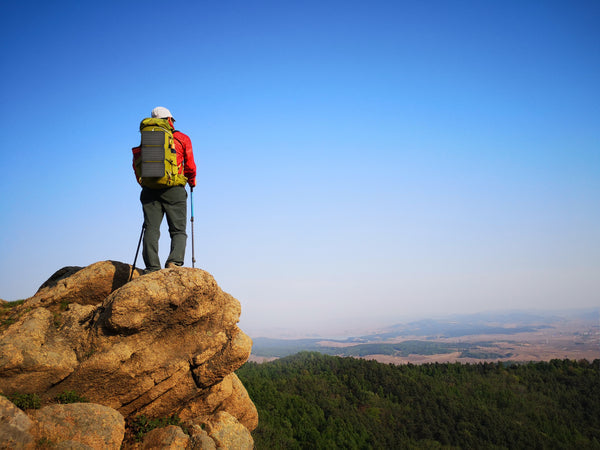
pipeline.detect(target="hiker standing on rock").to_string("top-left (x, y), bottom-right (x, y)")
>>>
top-left (132, 106), bottom-right (197, 273)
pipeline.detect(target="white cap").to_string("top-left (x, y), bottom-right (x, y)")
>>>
top-left (151, 106), bottom-right (175, 121)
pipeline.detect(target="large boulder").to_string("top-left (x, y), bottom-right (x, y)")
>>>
top-left (0, 397), bottom-right (125, 449)
top-left (203, 411), bottom-right (254, 450)
top-left (30, 261), bottom-right (137, 308)
top-left (0, 261), bottom-right (258, 447)
top-left (0, 395), bottom-right (35, 449)
top-left (32, 403), bottom-right (125, 449)
top-left (140, 425), bottom-right (190, 449)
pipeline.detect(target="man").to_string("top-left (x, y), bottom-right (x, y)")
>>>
top-left (132, 106), bottom-right (197, 272)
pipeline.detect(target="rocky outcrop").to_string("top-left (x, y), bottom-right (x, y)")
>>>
top-left (0, 261), bottom-right (257, 448)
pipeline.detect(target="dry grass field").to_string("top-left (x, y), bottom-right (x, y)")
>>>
top-left (362, 318), bottom-right (599, 364)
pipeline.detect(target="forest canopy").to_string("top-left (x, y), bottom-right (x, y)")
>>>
top-left (237, 353), bottom-right (600, 449)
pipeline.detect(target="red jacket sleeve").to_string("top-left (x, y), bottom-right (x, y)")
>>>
top-left (174, 131), bottom-right (197, 187)
top-left (132, 146), bottom-right (142, 185)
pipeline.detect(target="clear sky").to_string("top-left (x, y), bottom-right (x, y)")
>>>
top-left (1, 0), bottom-right (598, 337)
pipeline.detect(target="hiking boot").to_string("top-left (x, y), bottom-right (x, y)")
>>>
top-left (165, 262), bottom-right (181, 269)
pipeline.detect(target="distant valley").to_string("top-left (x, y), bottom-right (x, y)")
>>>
top-left (249, 309), bottom-right (599, 364)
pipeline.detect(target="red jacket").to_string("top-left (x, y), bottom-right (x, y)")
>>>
top-left (132, 130), bottom-right (197, 187)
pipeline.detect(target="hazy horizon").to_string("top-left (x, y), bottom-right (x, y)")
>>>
top-left (240, 306), bottom-right (599, 339)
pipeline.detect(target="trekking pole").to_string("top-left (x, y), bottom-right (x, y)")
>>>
top-left (190, 187), bottom-right (196, 268)
top-left (129, 223), bottom-right (145, 281)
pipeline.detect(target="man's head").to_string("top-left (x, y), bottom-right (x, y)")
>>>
top-left (151, 106), bottom-right (175, 122)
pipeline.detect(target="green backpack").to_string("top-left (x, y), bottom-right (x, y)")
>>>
top-left (134, 118), bottom-right (187, 189)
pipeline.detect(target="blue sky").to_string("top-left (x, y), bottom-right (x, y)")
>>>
top-left (1, 1), bottom-right (598, 336)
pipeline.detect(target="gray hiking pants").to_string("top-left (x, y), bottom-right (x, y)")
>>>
top-left (140, 185), bottom-right (188, 271)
